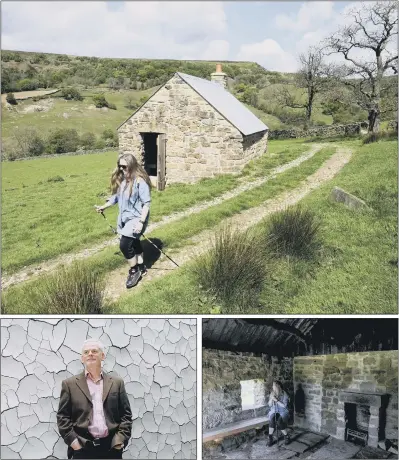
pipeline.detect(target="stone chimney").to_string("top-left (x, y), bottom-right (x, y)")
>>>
top-left (211, 63), bottom-right (228, 89)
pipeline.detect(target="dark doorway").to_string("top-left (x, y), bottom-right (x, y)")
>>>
top-left (142, 133), bottom-right (158, 177)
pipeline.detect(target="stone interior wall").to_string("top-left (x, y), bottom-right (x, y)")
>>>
top-left (118, 74), bottom-right (267, 184)
top-left (1, 319), bottom-right (197, 460)
top-left (294, 351), bottom-right (398, 442)
top-left (269, 123), bottom-right (361, 140)
top-left (202, 348), bottom-right (293, 431)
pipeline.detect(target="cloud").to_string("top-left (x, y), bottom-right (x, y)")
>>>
top-left (275, 1), bottom-right (334, 32)
top-left (236, 39), bottom-right (298, 72)
top-left (1, 1), bottom-right (229, 60)
top-left (200, 40), bottom-right (230, 60)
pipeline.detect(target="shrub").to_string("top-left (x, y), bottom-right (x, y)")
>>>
top-left (15, 78), bottom-right (40, 91)
top-left (60, 87), bottom-right (83, 101)
top-left (94, 138), bottom-right (106, 149)
top-left (266, 206), bottom-right (321, 258)
top-left (80, 132), bottom-right (96, 149)
top-left (26, 262), bottom-right (105, 314)
top-left (6, 92), bottom-right (17, 105)
top-left (124, 94), bottom-right (138, 109)
top-left (192, 224), bottom-right (268, 312)
top-left (92, 93), bottom-right (109, 108)
top-left (46, 128), bottom-right (80, 154)
top-left (102, 128), bottom-right (115, 139)
top-left (105, 137), bottom-right (118, 148)
top-left (362, 130), bottom-right (397, 144)
top-left (108, 102), bottom-right (117, 110)
top-left (102, 128), bottom-right (118, 147)
top-left (3, 127), bottom-right (45, 159)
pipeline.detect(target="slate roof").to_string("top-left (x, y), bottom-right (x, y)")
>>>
top-left (177, 72), bottom-right (268, 136)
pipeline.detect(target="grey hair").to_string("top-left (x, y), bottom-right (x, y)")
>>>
top-left (81, 339), bottom-right (105, 354)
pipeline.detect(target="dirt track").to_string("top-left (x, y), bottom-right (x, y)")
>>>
top-left (104, 146), bottom-right (353, 302)
top-left (1, 144), bottom-right (325, 291)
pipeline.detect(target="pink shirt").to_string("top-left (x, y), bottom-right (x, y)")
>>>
top-left (86, 370), bottom-right (109, 438)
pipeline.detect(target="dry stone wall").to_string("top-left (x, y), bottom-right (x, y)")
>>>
top-left (269, 123), bottom-right (361, 140)
top-left (1, 318), bottom-right (197, 460)
top-left (293, 351), bottom-right (398, 442)
top-left (118, 74), bottom-right (266, 184)
top-left (202, 348), bottom-right (293, 431)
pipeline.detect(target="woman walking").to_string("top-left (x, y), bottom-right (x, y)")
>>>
top-left (267, 380), bottom-right (291, 446)
top-left (95, 153), bottom-right (152, 289)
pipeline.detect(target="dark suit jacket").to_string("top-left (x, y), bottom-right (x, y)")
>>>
top-left (56, 371), bottom-right (132, 457)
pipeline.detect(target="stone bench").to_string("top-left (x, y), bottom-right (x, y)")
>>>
top-left (203, 416), bottom-right (269, 443)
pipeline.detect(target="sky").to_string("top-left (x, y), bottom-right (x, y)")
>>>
top-left (1, 1), bottom-right (396, 73)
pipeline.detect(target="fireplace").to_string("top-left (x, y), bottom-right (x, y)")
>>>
top-left (337, 391), bottom-right (389, 448)
top-left (344, 403), bottom-right (370, 445)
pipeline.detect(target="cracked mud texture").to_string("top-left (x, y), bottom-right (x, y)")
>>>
top-left (1, 318), bottom-right (197, 459)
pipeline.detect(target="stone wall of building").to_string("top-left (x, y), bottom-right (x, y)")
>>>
top-left (202, 348), bottom-right (293, 431)
top-left (269, 123), bottom-right (361, 140)
top-left (293, 350), bottom-right (398, 442)
top-left (118, 74), bottom-right (267, 184)
top-left (1, 318), bottom-right (197, 460)
top-left (242, 130), bottom-right (268, 166)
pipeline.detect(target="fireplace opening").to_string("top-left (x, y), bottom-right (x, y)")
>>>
top-left (345, 403), bottom-right (370, 446)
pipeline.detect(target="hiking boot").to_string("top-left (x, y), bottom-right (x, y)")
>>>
top-left (284, 434), bottom-right (291, 445)
top-left (138, 263), bottom-right (147, 277)
top-left (126, 266), bottom-right (141, 289)
top-left (267, 435), bottom-right (274, 447)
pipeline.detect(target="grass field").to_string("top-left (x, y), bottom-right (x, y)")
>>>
top-left (110, 138), bottom-right (397, 314)
top-left (1, 139), bottom-right (309, 274)
top-left (2, 142), bottom-right (337, 313)
top-left (1, 87), bottom-right (159, 141)
top-left (2, 137), bottom-right (396, 315)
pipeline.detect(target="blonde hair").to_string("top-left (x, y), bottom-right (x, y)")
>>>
top-left (110, 153), bottom-right (152, 196)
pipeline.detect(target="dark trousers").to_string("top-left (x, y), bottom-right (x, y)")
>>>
top-left (269, 413), bottom-right (288, 430)
top-left (71, 446), bottom-right (122, 459)
top-left (120, 235), bottom-right (143, 259)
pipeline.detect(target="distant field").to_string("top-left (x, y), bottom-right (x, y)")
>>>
top-left (1, 87), bottom-right (160, 140)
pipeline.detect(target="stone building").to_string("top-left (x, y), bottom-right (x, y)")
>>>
top-left (202, 318), bottom-right (398, 460)
top-left (118, 64), bottom-right (268, 190)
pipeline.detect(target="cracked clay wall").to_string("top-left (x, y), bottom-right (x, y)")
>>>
top-left (1, 318), bottom-right (197, 459)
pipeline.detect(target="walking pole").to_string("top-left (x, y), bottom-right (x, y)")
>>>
top-left (274, 402), bottom-right (279, 449)
top-left (98, 210), bottom-right (180, 267)
top-left (140, 232), bottom-right (180, 268)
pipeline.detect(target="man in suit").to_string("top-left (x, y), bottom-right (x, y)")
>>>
top-left (57, 339), bottom-right (132, 459)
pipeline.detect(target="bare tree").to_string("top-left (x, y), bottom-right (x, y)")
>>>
top-left (325, 1), bottom-right (398, 132)
top-left (275, 47), bottom-right (333, 127)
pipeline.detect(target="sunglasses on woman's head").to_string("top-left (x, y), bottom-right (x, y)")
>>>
top-left (118, 164), bottom-right (127, 170)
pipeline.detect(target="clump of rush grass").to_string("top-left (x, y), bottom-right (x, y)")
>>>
top-left (30, 261), bottom-right (105, 314)
top-left (266, 206), bottom-right (321, 259)
top-left (192, 224), bottom-right (270, 312)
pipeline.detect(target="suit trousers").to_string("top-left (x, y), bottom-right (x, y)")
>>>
top-left (71, 446), bottom-right (123, 459)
